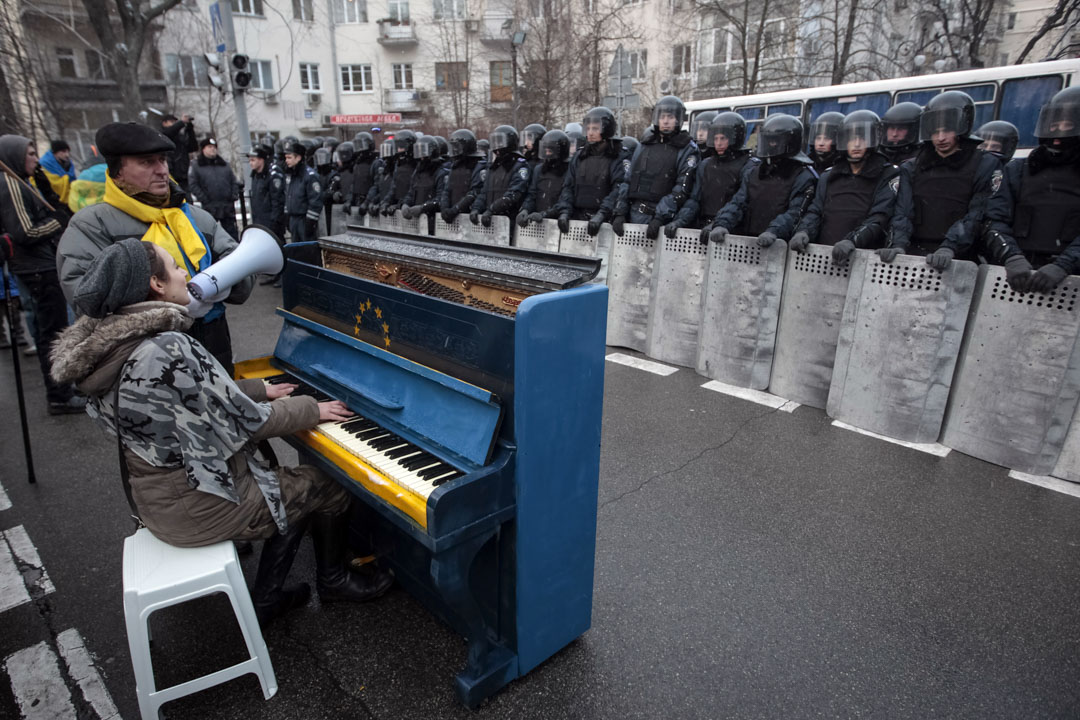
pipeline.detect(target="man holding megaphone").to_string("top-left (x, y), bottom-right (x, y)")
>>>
top-left (58, 122), bottom-right (258, 376)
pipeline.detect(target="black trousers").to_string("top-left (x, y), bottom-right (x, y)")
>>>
top-left (187, 314), bottom-right (235, 378)
top-left (16, 270), bottom-right (72, 403)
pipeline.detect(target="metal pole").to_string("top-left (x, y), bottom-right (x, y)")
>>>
top-left (511, 41), bottom-right (519, 130)
top-left (2, 264), bottom-right (36, 484)
top-left (218, 1), bottom-right (251, 156)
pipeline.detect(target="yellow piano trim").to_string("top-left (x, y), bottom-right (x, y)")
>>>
top-left (235, 355), bottom-right (430, 530)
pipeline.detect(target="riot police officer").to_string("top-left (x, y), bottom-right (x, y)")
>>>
top-left (333, 141), bottom-right (355, 214)
top-left (283, 140), bottom-right (323, 244)
top-left (522, 123), bottom-right (547, 168)
top-left (379, 129), bottom-right (418, 214)
top-left (977, 121), bottom-right (1019, 163)
top-left (622, 95), bottom-right (699, 239)
top-left (886, 91), bottom-right (1002, 269)
top-left (477, 138), bottom-right (491, 159)
top-left (790, 110), bottom-right (900, 264)
top-left (314, 146), bottom-right (339, 233)
top-left (368, 139), bottom-right (397, 216)
top-left (620, 136), bottom-right (639, 162)
top-left (690, 111), bottom-right (719, 158)
top-left (401, 136), bottom-right (448, 234)
top-left (880, 102), bottom-right (922, 164)
top-left (470, 125), bottom-right (531, 227)
top-left (670, 112), bottom-right (754, 241)
top-left (517, 130), bottom-right (570, 228)
top-left (985, 86), bottom-right (1080, 292)
top-left (809, 111), bottom-right (844, 174)
top-left (556, 106), bottom-right (627, 236)
top-left (300, 138), bottom-right (319, 167)
top-left (439, 129), bottom-right (487, 224)
top-left (350, 132), bottom-right (383, 215)
top-left (709, 114), bottom-right (816, 247)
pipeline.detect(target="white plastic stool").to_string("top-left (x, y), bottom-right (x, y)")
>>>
top-left (122, 528), bottom-right (277, 719)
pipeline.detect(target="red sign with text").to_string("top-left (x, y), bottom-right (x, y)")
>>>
top-left (330, 114), bottom-right (402, 125)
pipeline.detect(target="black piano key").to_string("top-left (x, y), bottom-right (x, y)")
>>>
top-left (385, 444), bottom-right (420, 459)
top-left (431, 471), bottom-right (461, 487)
top-left (400, 453), bottom-right (437, 470)
top-left (354, 428), bottom-right (388, 441)
top-left (370, 435), bottom-right (406, 451)
top-left (339, 418), bottom-right (372, 431)
top-left (417, 463), bottom-right (453, 480)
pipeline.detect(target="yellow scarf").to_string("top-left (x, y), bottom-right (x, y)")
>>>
top-left (103, 175), bottom-right (209, 278)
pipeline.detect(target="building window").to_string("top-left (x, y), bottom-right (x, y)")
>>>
top-left (388, 0), bottom-right (409, 21)
top-left (336, 0), bottom-right (367, 23)
top-left (392, 63), bottom-right (414, 90)
top-left (435, 61), bottom-right (468, 90)
top-left (165, 54), bottom-right (208, 88)
top-left (293, 0), bottom-right (314, 21)
top-left (231, 0), bottom-right (264, 14)
top-left (56, 48), bottom-right (77, 79)
top-left (627, 49), bottom-right (647, 80)
top-left (490, 60), bottom-right (512, 102)
top-left (621, 0), bottom-right (642, 6)
top-left (672, 44), bottom-right (691, 76)
top-left (85, 50), bottom-right (110, 79)
top-left (433, 0), bottom-right (465, 19)
top-left (250, 59), bottom-right (273, 89)
top-left (300, 62), bottom-right (321, 91)
top-left (341, 64), bottom-right (374, 92)
top-left (1007, 12), bottom-right (1016, 29)
top-left (761, 19), bottom-right (795, 58)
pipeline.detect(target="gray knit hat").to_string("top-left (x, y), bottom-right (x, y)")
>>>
top-left (73, 239), bottom-right (152, 318)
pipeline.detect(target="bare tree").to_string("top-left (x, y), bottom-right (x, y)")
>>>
top-left (0, 3), bottom-right (59, 139)
top-left (1015, 0), bottom-right (1080, 62)
top-left (693, 0), bottom-right (801, 96)
top-left (924, 0), bottom-right (1002, 68)
top-left (425, 15), bottom-right (475, 127)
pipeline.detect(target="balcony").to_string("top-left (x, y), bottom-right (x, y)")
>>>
top-left (383, 88), bottom-right (424, 113)
top-left (47, 77), bottom-right (167, 105)
top-left (478, 13), bottom-right (514, 47)
top-left (376, 19), bottom-right (418, 45)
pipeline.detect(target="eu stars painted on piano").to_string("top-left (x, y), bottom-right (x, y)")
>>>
top-left (354, 298), bottom-right (392, 349)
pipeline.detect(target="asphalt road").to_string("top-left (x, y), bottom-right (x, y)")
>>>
top-left (0, 281), bottom-right (1078, 720)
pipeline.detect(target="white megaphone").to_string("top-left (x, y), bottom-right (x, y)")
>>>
top-left (186, 225), bottom-right (283, 318)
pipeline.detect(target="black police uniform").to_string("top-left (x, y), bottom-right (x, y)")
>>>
top-left (713, 157), bottom-right (817, 238)
top-left (381, 157), bottom-right (417, 210)
top-left (351, 155), bottom-right (384, 212)
top-left (439, 156), bottom-right (487, 221)
top-left (471, 153), bottom-right (530, 216)
top-left (625, 127), bottom-right (699, 224)
top-left (521, 159), bottom-right (569, 215)
top-left (557, 138), bottom-right (627, 222)
top-left (249, 162), bottom-right (286, 239)
top-left (798, 153), bottom-right (899, 247)
top-left (675, 150), bottom-right (753, 229)
top-left (284, 163), bottom-right (323, 242)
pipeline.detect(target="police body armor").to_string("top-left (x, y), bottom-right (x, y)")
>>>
top-left (486, 159), bottom-right (518, 207)
top-left (911, 148), bottom-right (980, 249)
top-left (353, 159), bottom-right (375, 199)
top-left (817, 172), bottom-right (877, 246)
top-left (446, 159), bottom-right (477, 206)
top-left (411, 166), bottom-right (439, 204)
top-left (392, 159), bottom-right (415, 203)
top-left (742, 162), bottom-right (800, 236)
top-left (699, 154), bottom-right (750, 219)
top-left (1013, 161), bottom-right (1080, 258)
top-left (574, 152), bottom-right (613, 215)
top-left (534, 164), bottom-right (566, 213)
top-left (627, 142), bottom-right (681, 204)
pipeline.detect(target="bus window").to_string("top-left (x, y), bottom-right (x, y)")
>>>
top-left (767, 102), bottom-right (802, 117)
top-left (736, 106), bottom-right (766, 152)
top-left (895, 89), bottom-right (938, 106)
top-left (807, 93), bottom-right (890, 121)
top-left (1000, 75), bottom-right (1063, 147)
top-left (736, 106), bottom-right (764, 119)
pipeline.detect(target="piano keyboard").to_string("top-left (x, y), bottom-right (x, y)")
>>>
top-left (266, 374), bottom-right (464, 528)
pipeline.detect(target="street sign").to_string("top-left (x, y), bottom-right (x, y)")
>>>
top-left (330, 114), bottom-right (403, 125)
top-left (304, 109), bottom-right (313, 119)
top-left (602, 94), bottom-right (640, 109)
top-left (209, 2), bottom-right (226, 53)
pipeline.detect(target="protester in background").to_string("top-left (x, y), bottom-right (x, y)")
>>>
top-left (160, 114), bottom-right (198, 195)
top-left (188, 137), bottom-right (240, 240)
top-left (39, 140), bottom-right (78, 205)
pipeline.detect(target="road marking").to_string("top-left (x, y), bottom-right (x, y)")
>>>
top-left (606, 353), bottom-right (679, 376)
top-left (1008, 470), bottom-right (1080, 499)
top-left (0, 526), bottom-right (55, 613)
top-left (57, 629), bottom-right (120, 720)
top-left (831, 421), bottom-right (951, 457)
top-left (5, 641), bottom-right (78, 719)
top-left (0, 480), bottom-right (10, 511)
top-left (701, 380), bottom-right (800, 412)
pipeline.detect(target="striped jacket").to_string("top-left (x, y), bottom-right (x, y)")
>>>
top-left (0, 172), bottom-right (64, 275)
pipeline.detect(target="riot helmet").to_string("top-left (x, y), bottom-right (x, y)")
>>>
top-left (394, 129), bottom-right (418, 156)
top-left (564, 122), bottom-right (583, 135)
top-left (881, 102), bottom-right (921, 148)
top-left (284, 140), bottom-right (306, 158)
top-left (919, 91), bottom-right (975, 142)
top-left (976, 120), bottom-right (1018, 161)
top-left (1035, 85), bottom-right (1080, 148)
top-left (413, 135), bottom-right (442, 160)
top-left (477, 138), bottom-right (491, 157)
top-left (300, 138), bottom-right (318, 163)
top-left (620, 136), bottom-right (639, 156)
top-left (490, 125), bottom-right (519, 153)
top-left (281, 135), bottom-right (299, 149)
top-left (810, 112), bottom-right (844, 153)
top-left (434, 135), bottom-right (449, 157)
top-left (258, 133), bottom-right (275, 150)
top-left (353, 132), bottom-right (376, 154)
top-left (583, 107), bottom-right (617, 142)
top-left (709, 112), bottom-right (746, 155)
top-left (322, 137), bottom-right (339, 151)
top-left (273, 138), bottom-right (285, 159)
top-left (522, 123), bottom-right (547, 152)
top-left (755, 114), bottom-right (804, 159)
top-left (314, 146), bottom-right (332, 170)
top-left (652, 95), bottom-right (686, 134)
top-left (567, 131), bottom-right (585, 155)
top-left (335, 141), bottom-right (355, 166)
top-left (448, 129), bottom-right (478, 158)
top-left (539, 130), bottom-right (570, 165)
top-left (840, 110), bottom-right (882, 161)
top-left (379, 139), bottom-right (397, 158)
top-left (691, 111), bottom-right (718, 145)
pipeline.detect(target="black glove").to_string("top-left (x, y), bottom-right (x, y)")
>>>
top-left (645, 217), bottom-right (661, 240)
top-left (469, 211), bottom-right (480, 225)
top-left (1003, 254), bottom-right (1034, 293)
top-left (369, 203), bottom-right (381, 217)
top-left (877, 247), bottom-right (902, 263)
top-left (304, 218), bottom-right (318, 239)
top-left (709, 226), bottom-right (729, 244)
top-left (481, 211), bottom-right (492, 227)
top-left (926, 246), bottom-right (954, 270)
top-left (516, 209), bottom-right (530, 228)
top-left (611, 215), bottom-right (625, 236)
top-left (341, 203), bottom-right (351, 216)
top-left (699, 224), bottom-right (713, 245)
top-left (587, 213), bottom-right (604, 236)
top-left (356, 202), bottom-right (367, 216)
top-left (831, 238), bottom-right (856, 265)
top-left (556, 214), bottom-right (569, 233)
top-left (490, 198), bottom-right (509, 214)
top-left (441, 209), bottom-right (457, 224)
top-left (1028, 263), bottom-right (1068, 294)
top-left (454, 199), bottom-right (473, 216)
top-left (332, 191), bottom-right (343, 203)
top-left (789, 231), bottom-right (811, 253)
top-left (664, 221), bottom-right (681, 239)
top-left (400, 205), bottom-right (413, 219)
top-left (528, 212), bottom-right (544, 224)
top-left (757, 231), bottom-right (778, 248)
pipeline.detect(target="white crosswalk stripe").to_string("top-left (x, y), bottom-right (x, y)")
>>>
top-left (0, 525), bottom-right (55, 614)
top-left (605, 353), bottom-right (679, 376)
top-left (0, 480), bottom-right (10, 512)
top-left (4, 629), bottom-right (119, 720)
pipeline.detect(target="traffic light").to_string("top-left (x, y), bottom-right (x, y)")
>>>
top-left (231, 54), bottom-right (252, 90)
top-left (204, 52), bottom-right (224, 89)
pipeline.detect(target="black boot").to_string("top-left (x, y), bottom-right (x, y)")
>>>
top-left (251, 522), bottom-right (312, 628)
top-left (310, 512), bottom-right (394, 603)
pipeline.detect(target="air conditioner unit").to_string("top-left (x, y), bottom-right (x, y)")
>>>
top-left (418, 90), bottom-right (431, 100)
top-left (465, 18), bottom-right (479, 32)
top-left (307, 92), bottom-right (322, 106)
top-left (659, 78), bottom-right (673, 93)
top-left (263, 93), bottom-right (279, 105)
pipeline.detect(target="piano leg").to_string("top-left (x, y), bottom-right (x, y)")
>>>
top-left (430, 530), bottom-right (518, 708)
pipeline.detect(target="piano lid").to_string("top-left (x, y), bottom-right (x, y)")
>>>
top-left (321, 226), bottom-right (602, 296)
top-left (274, 310), bottom-right (503, 467)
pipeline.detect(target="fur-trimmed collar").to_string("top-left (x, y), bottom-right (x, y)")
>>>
top-left (50, 302), bottom-right (193, 394)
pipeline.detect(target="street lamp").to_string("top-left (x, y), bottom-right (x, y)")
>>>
top-left (511, 30), bottom-right (526, 129)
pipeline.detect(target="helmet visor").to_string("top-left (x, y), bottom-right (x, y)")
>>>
top-left (920, 107), bottom-right (966, 142)
top-left (1035, 99), bottom-right (1080, 139)
top-left (881, 120), bottom-right (917, 147)
top-left (314, 148), bottom-right (332, 166)
top-left (840, 120), bottom-right (881, 153)
top-left (490, 129), bottom-right (515, 150)
top-left (522, 129), bottom-right (543, 146)
top-left (691, 116), bottom-right (714, 142)
top-left (380, 141), bottom-right (396, 158)
top-left (652, 102), bottom-right (685, 129)
top-left (709, 121), bottom-right (742, 151)
top-left (414, 142), bottom-right (433, 159)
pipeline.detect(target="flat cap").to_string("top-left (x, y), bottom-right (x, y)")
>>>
top-left (73, 238), bottom-right (152, 318)
top-left (247, 144), bottom-right (272, 160)
top-left (95, 122), bottom-right (175, 158)
top-left (199, 136), bottom-right (217, 150)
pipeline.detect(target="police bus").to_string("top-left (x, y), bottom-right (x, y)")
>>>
top-left (684, 59), bottom-right (1080, 157)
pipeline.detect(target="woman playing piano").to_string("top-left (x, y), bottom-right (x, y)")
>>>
top-left (49, 238), bottom-right (392, 627)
